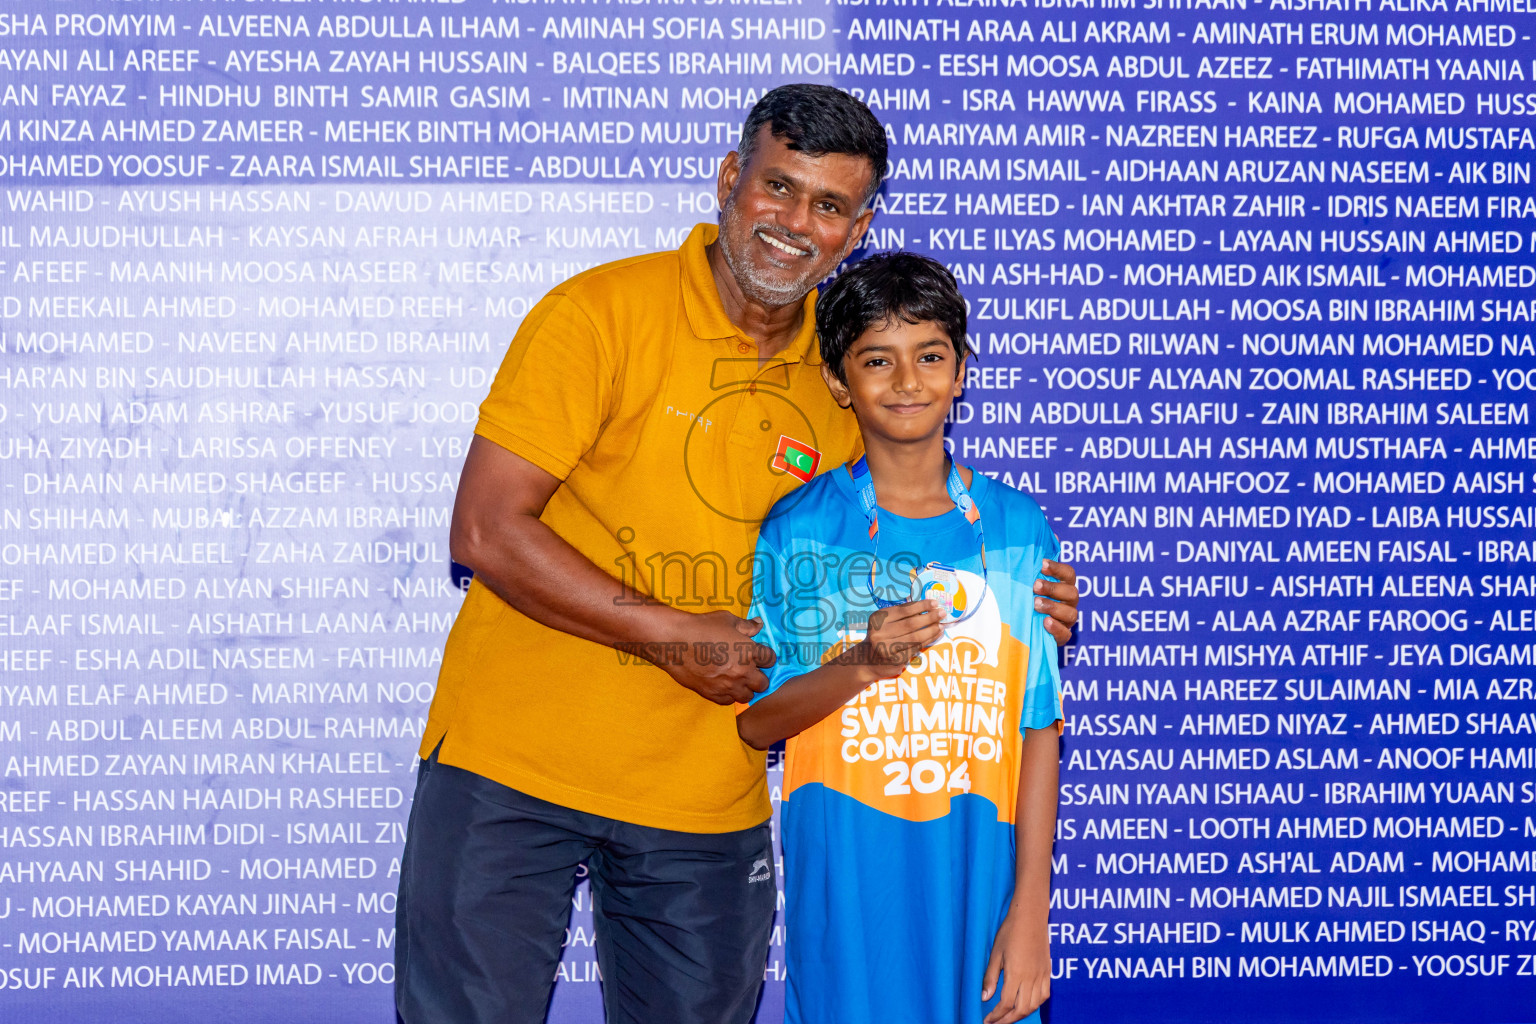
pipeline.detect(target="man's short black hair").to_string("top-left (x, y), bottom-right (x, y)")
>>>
top-left (816, 252), bottom-right (968, 384)
top-left (737, 84), bottom-right (888, 204)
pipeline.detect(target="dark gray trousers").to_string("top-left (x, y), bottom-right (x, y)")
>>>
top-left (395, 752), bottom-right (777, 1024)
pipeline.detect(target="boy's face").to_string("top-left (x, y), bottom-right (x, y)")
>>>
top-left (821, 318), bottom-right (964, 448)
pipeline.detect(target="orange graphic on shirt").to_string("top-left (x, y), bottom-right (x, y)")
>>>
top-left (783, 624), bottom-right (1036, 826)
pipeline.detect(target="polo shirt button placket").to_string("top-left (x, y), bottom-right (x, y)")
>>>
top-left (736, 342), bottom-right (751, 354)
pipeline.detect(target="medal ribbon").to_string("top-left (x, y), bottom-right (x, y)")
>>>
top-left (848, 456), bottom-right (988, 609)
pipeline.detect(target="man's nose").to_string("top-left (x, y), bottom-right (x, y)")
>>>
top-left (776, 195), bottom-right (814, 238)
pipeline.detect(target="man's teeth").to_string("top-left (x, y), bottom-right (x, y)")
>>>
top-left (758, 230), bottom-right (806, 256)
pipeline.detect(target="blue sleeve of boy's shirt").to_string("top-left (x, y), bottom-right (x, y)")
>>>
top-left (1021, 516), bottom-right (1066, 733)
top-left (746, 525), bottom-right (804, 704)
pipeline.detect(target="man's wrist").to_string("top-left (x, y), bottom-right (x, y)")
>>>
top-left (618, 603), bottom-right (692, 656)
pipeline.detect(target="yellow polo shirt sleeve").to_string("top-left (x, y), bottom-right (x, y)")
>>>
top-left (474, 294), bottom-right (613, 481)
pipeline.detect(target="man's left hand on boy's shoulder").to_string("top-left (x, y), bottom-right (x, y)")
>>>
top-left (1034, 559), bottom-right (1079, 645)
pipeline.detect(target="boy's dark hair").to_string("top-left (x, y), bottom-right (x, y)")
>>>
top-left (816, 252), bottom-right (969, 384)
top-left (738, 84), bottom-right (888, 205)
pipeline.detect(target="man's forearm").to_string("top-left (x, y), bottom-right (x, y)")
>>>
top-left (448, 438), bottom-right (772, 704)
top-left (456, 508), bottom-right (684, 653)
top-left (446, 435), bottom-right (689, 654)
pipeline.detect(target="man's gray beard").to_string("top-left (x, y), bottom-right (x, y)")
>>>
top-left (717, 201), bottom-right (825, 308)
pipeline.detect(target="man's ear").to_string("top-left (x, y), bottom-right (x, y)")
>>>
top-left (840, 206), bottom-right (876, 261)
top-left (838, 167), bottom-right (881, 257)
top-left (821, 362), bottom-right (853, 409)
top-left (952, 353), bottom-right (967, 397)
top-left (716, 150), bottom-right (742, 212)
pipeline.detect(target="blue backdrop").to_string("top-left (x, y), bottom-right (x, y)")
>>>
top-left (1, 0), bottom-right (1534, 1020)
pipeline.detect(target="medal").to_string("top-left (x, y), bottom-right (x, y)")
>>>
top-left (912, 562), bottom-right (966, 623)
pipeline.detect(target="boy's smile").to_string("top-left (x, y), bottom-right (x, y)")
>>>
top-left (823, 318), bottom-right (964, 449)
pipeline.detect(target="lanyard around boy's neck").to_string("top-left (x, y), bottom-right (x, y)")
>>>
top-left (847, 455), bottom-right (987, 608)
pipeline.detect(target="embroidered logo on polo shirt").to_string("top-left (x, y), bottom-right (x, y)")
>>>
top-left (772, 436), bottom-right (820, 483)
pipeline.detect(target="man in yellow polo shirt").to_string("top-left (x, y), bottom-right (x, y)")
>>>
top-left (395, 85), bottom-right (1082, 1024)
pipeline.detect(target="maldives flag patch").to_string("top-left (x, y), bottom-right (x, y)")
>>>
top-left (772, 436), bottom-right (820, 483)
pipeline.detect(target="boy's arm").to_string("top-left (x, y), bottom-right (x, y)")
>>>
top-left (736, 600), bottom-right (943, 750)
top-left (981, 726), bottom-right (1059, 1024)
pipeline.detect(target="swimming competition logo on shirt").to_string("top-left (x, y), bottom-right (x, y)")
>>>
top-left (785, 568), bottom-right (1036, 824)
top-left (772, 435), bottom-right (821, 483)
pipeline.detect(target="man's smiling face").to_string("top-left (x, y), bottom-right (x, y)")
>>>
top-left (714, 125), bottom-right (876, 309)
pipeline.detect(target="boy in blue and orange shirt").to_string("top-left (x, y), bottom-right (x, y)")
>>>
top-left (738, 252), bottom-right (1063, 1024)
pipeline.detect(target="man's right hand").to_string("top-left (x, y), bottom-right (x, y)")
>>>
top-left (651, 610), bottom-right (776, 706)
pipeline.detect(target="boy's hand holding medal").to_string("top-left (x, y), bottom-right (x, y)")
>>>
top-left (843, 597), bottom-right (947, 682)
